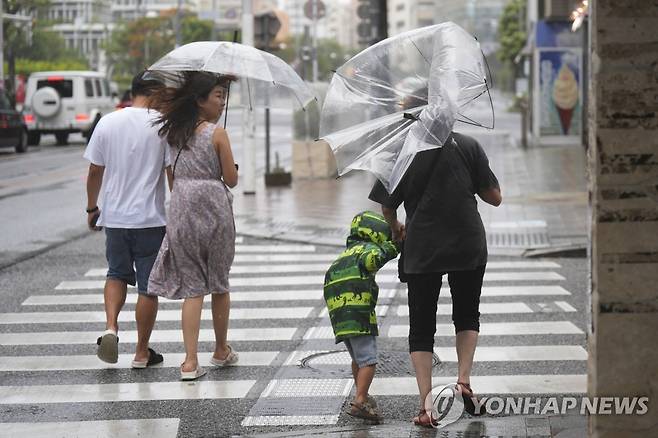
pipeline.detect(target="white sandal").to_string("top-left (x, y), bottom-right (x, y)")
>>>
top-left (180, 365), bottom-right (206, 381)
top-left (210, 344), bottom-right (239, 366)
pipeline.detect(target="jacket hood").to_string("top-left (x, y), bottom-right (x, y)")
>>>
top-left (346, 211), bottom-right (392, 247)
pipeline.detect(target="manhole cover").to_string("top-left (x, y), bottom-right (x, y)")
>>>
top-left (299, 350), bottom-right (440, 376)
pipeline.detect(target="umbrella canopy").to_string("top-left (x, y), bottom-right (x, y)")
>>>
top-left (319, 22), bottom-right (493, 193)
top-left (146, 41), bottom-right (315, 110)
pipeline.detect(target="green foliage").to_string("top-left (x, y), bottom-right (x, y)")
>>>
top-left (21, 27), bottom-right (88, 64)
top-left (497, 0), bottom-right (526, 65)
top-left (105, 14), bottom-right (213, 80)
top-left (276, 36), bottom-right (354, 82)
top-left (6, 59), bottom-right (88, 76)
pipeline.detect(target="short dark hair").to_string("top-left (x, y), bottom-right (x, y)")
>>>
top-left (131, 71), bottom-right (162, 97)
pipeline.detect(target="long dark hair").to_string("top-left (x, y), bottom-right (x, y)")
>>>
top-left (151, 71), bottom-right (233, 150)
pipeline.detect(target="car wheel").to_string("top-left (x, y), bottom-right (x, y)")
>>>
top-left (15, 129), bottom-right (28, 153)
top-left (55, 132), bottom-right (69, 145)
top-left (27, 132), bottom-right (41, 146)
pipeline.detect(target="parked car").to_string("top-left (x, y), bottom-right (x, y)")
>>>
top-left (116, 89), bottom-right (132, 109)
top-left (23, 71), bottom-right (116, 146)
top-left (0, 90), bottom-right (28, 153)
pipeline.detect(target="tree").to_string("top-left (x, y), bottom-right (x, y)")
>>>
top-left (275, 36), bottom-right (354, 82)
top-left (2, 0), bottom-right (48, 101)
top-left (497, 0), bottom-right (527, 91)
top-left (105, 13), bottom-right (213, 84)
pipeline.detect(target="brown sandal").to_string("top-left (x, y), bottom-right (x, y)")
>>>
top-left (412, 409), bottom-right (438, 428)
top-left (347, 400), bottom-right (381, 422)
top-left (456, 381), bottom-right (485, 416)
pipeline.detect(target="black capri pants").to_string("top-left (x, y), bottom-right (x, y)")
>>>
top-left (406, 265), bottom-right (486, 353)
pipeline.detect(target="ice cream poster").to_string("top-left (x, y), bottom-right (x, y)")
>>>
top-left (538, 49), bottom-right (582, 137)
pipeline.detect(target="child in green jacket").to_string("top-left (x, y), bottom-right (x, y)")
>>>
top-left (324, 211), bottom-right (399, 421)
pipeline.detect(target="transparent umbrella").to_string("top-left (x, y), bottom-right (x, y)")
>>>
top-left (145, 41), bottom-right (316, 110)
top-left (319, 22), bottom-right (493, 193)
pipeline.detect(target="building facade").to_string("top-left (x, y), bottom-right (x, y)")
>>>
top-left (388, 0), bottom-right (436, 36)
top-left (40, 0), bottom-right (114, 73)
top-left (434, 0), bottom-right (507, 54)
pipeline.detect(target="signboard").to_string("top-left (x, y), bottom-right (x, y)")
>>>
top-left (304, 0), bottom-right (326, 20)
top-left (534, 48), bottom-right (582, 139)
top-left (531, 19), bottom-right (583, 146)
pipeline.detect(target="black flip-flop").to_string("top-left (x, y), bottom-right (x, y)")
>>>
top-left (131, 348), bottom-right (164, 368)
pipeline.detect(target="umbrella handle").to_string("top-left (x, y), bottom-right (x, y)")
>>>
top-left (223, 30), bottom-right (240, 130)
top-left (223, 82), bottom-right (231, 129)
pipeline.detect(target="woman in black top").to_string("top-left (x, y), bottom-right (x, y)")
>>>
top-left (369, 132), bottom-right (501, 425)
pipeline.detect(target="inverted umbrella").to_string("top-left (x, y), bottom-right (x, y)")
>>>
top-left (319, 22), bottom-right (493, 193)
top-left (146, 41), bottom-right (316, 111)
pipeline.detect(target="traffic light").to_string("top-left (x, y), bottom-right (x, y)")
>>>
top-left (356, 0), bottom-right (387, 47)
top-left (254, 10), bottom-right (282, 50)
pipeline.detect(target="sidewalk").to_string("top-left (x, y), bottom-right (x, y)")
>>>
top-left (233, 93), bottom-right (589, 254)
top-left (249, 414), bottom-right (587, 437)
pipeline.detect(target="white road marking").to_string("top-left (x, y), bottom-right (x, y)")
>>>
top-left (0, 380), bottom-right (257, 404)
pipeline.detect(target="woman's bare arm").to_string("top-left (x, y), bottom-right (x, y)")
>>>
top-left (478, 187), bottom-right (502, 206)
top-left (212, 126), bottom-right (238, 188)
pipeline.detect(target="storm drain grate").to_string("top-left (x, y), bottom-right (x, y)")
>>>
top-left (298, 350), bottom-right (440, 376)
top-left (487, 230), bottom-right (550, 248)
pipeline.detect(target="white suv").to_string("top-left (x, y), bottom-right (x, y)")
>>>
top-left (23, 71), bottom-right (117, 145)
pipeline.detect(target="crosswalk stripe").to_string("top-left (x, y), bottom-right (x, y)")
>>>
top-left (84, 261), bottom-right (563, 277)
top-left (234, 245), bottom-right (317, 253)
top-left (22, 286), bottom-right (571, 307)
top-left (555, 301), bottom-right (578, 312)
top-left (0, 352), bottom-right (278, 371)
top-left (395, 301), bottom-right (577, 315)
top-left (283, 345), bottom-right (586, 366)
top-left (369, 375), bottom-right (586, 395)
top-left (303, 321), bottom-right (584, 340)
top-left (228, 272), bottom-right (565, 286)
top-left (56, 272), bottom-right (565, 290)
top-left (0, 380), bottom-right (257, 404)
top-left (434, 345), bottom-right (587, 361)
top-left (0, 327), bottom-right (297, 345)
top-left (387, 321), bottom-right (583, 337)
top-left (0, 419), bottom-right (180, 438)
top-left (0, 307), bottom-right (314, 324)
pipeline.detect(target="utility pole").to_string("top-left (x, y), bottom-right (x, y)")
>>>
top-left (311, 0), bottom-right (318, 83)
top-left (241, 0), bottom-right (256, 194)
top-left (175, 0), bottom-right (183, 48)
top-left (0, 0), bottom-right (4, 89)
top-left (211, 0), bottom-right (218, 40)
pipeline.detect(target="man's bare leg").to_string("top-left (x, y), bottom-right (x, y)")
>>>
top-left (134, 294), bottom-right (158, 362)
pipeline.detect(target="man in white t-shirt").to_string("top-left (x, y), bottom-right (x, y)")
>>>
top-left (84, 72), bottom-right (172, 367)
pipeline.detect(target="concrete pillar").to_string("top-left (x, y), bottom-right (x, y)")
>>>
top-left (589, 1), bottom-right (658, 436)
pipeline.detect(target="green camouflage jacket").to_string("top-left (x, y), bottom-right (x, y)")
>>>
top-left (323, 211), bottom-right (399, 343)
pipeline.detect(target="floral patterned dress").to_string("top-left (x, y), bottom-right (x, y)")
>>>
top-left (148, 123), bottom-right (235, 299)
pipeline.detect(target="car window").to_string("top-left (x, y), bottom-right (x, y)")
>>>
top-left (0, 92), bottom-right (10, 110)
top-left (37, 79), bottom-right (74, 98)
top-left (103, 80), bottom-right (110, 96)
top-left (85, 79), bottom-right (94, 97)
top-left (94, 79), bottom-right (102, 96)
